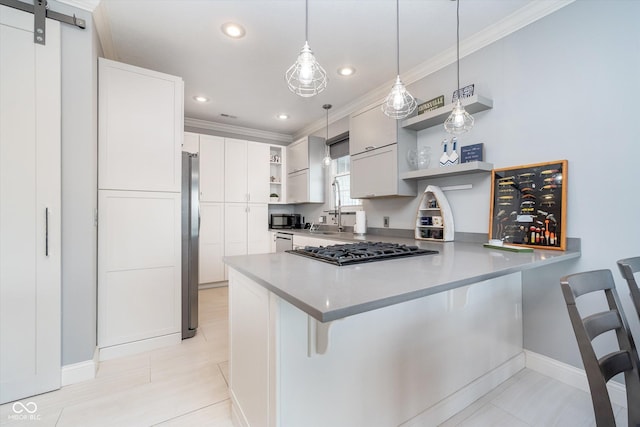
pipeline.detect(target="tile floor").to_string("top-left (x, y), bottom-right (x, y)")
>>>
top-left (0, 286), bottom-right (627, 427)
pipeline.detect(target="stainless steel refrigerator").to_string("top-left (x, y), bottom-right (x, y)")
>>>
top-left (182, 152), bottom-right (199, 339)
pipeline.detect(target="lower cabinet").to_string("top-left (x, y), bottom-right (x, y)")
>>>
top-left (199, 202), bottom-right (225, 284)
top-left (225, 202), bottom-right (270, 259)
top-left (98, 190), bottom-right (181, 352)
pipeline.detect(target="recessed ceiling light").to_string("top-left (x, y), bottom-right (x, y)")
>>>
top-left (221, 22), bottom-right (246, 39)
top-left (277, 114), bottom-right (289, 120)
top-left (337, 66), bottom-right (356, 77)
top-left (193, 95), bottom-right (209, 103)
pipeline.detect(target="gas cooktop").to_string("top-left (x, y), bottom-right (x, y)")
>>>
top-left (286, 242), bottom-right (438, 266)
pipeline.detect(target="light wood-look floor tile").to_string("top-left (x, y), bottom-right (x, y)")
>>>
top-left (1, 285), bottom-right (626, 427)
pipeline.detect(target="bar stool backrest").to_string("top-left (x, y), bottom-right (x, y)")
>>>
top-left (617, 256), bottom-right (640, 323)
top-left (560, 269), bottom-right (640, 427)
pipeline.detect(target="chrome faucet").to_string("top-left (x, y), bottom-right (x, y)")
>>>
top-left (332, 177), bottom-right (343, 232)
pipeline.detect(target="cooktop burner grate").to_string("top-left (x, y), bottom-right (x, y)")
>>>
top-left (286, 242), bottom-right (438, 266)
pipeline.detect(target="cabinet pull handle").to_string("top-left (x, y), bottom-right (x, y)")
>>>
top-left (45, 207), bottom-right (49, 257)
top-left (365, 145), bottom-right (377, 151)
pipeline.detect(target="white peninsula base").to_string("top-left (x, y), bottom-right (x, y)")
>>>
top-left (228, 268), bottom-right (525, 427)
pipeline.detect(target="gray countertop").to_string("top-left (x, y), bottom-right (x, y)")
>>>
top-left (223, 234), bottom-right (581, 323)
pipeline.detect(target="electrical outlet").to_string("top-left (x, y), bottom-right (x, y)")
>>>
top-left (318, 216), bottom-right (325, 223)
top-left (383, 216), bottom-right (390, 228)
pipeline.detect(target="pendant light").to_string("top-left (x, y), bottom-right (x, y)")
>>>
top-left (322, 104), bottom-right (332, 168)
top-left (285, 0), bottom-right (327, 97)
top-left (444, 0), bottom-right (474, 134)
top-left (382, 0), bottom-right (417, 120)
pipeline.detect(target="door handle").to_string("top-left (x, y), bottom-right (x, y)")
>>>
top-left (45, 207), bottom-right (49, 256)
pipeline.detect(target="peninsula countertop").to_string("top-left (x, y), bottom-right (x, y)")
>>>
top-left (223, 236), bottom-right (581, 323)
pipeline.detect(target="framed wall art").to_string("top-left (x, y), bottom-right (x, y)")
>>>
top-left (489, 160), bottom-right (567, 250)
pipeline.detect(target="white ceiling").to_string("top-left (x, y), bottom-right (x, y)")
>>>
top-left (89, 0), bottom-right (572, 141)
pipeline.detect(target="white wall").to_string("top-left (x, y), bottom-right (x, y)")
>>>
top-left (298, 0), bottom-right (640, 370)
top-left (52, 1), bottom-right (100, 365)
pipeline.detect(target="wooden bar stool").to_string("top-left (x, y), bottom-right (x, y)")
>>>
top-left (560, 269), bottom-right (640, 427)
top-left (617, 257), bottom-right (640, 322)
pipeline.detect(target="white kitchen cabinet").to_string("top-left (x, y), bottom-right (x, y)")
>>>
top-left (285, 136), bottom-right (324, 204)
top-left (286, 137), bottom-right (309, 173)
top-left (0, 7), bottom-right (61, 403)
top-left (247, 203), bottom-right (270, 254)
top-left (98, 58), bottom-right (183, 359)
top-left (98, 58), bottom-right (183, 192)
top-left (225, 139), bottom-right (269, 203)
top-left (349, 103), bottom-right (397, 156)
top-left (98, 190), bottom-right (181, 352)
top-left (225, 203), bottom-right (249, 257)
top-left (183, 131), bottom-right (199, 154)
top-left (247, 142), bottom-right (270, 204)
top-left (225, 203), bottom-right (270, 258)
top-left (286, 169), bottom-right (308, 204)
top-left (199, 202), bottom-right (225, 284)
top-left (199, 134), bottom-right (225, 202)
top-left (349, 103), bottom-right (416, 198)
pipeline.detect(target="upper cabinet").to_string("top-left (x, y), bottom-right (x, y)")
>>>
top-left (182, 132), bottom-right (200, 154)
top-left (349, 103), bottom-right (416, 198)
top-left (286, 136), bottom-right (324, 204)
top-left (198, 134), bottom-right (225, 202)
top-left (349, 104), bottom-right (397, 155)
top-left (99, 58), bottom-right (183, 192)
top-left (225, 138), bottom-right (270, 204)
top-left (287, 137), bottom-right (310, 174)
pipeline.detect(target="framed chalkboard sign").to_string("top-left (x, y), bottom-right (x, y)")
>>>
top-left (489, 160), bottom-right (568, 250)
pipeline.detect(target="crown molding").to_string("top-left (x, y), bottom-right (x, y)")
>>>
top-left (293, 0), bottom-right (575, 140)
top-left (93, 1), bottom-right (117, 60)
top-left (185, 117), bottom-right (293, 145)
top-left (55, 0), bottom-right (100, 12)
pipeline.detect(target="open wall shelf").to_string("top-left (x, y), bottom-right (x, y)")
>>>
top-left (401, 161), bottom-right (493, 181)
top-left (415, 185), bottom-right (454, 242)
top-left (401, 95), bottom-right (493, 131)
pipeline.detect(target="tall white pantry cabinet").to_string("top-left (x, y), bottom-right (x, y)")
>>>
top-left (98, 58), bottom-right (184, 358)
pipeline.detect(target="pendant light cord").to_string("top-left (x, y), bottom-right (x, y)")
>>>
top-left (396, 0), bottom-right (400, 75)
top-left (456, 0), bottom-right (460, 92)
top-left (305, 0), bottom-right (309, 42)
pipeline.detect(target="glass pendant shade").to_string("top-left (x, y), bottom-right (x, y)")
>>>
top-left (286, 42), bottom-right (328, 97)
top-left (382, 0), bottom-right (416, 120)
top-left (444, 99), bottom-right (474, 135)
top-left (382, 75), bottom-right (417, 119)
top-left (444, 0), bottom-right (474, 134)
top-left (322, 151), bottom-right (332, 168)
top-left (322, 103), bottom-right (332, 168)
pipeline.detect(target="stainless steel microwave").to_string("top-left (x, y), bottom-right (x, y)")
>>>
top-left (270, 214), bottom-right (302, 229)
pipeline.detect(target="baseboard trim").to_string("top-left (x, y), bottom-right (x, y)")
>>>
top-left (400, 352), bottom-right (526, 426)
top-left (524, 350), bottom-right (627, 408)
top-left (61, 347), bottom-right (99, 386)
top-left (98, 333), bottom-right (181, 361)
